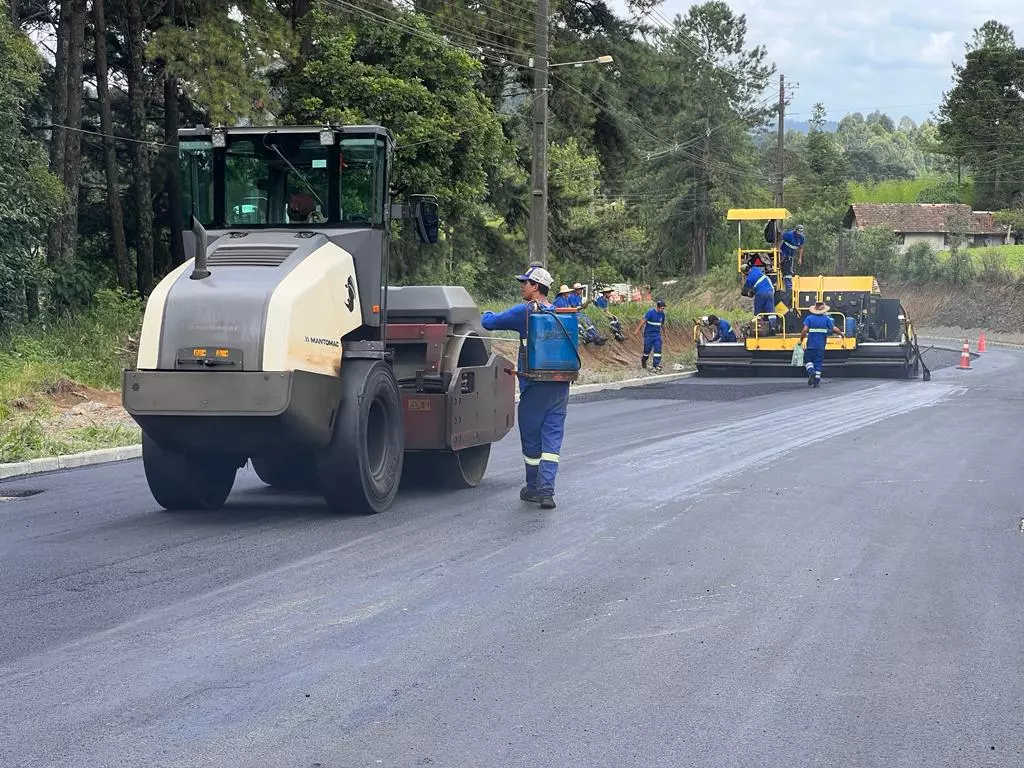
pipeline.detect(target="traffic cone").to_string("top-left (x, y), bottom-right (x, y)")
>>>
top-left (978, 331), bottom-right (987, 353)
top-left (957, 340), bottom-right (972, 370)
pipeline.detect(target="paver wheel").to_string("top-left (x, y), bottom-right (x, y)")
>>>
top-left (316, 359), bottom-right (404, 515)
top-left (142, 432), bottom-right (237, 511)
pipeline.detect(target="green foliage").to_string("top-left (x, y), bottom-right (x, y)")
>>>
top-left (0, 288), bottom-right (143, 422)
top-left (0, 10), bottom-right (64, 333)
top-left (896, 242), bottom-right (940, 281)
top-left (845, 225), bottom-right (899, 278)
top-left (148, 1), bottom-right (297, 124)
top-left (850, 177), bottom-right (938, 203)
top-left (937, 21), bottom-right (1024, 210)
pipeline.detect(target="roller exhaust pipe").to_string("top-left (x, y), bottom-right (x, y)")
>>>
top-left (189, 214), bottom-right (211, 280)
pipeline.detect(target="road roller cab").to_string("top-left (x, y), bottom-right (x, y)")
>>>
top-left (122, 124), bottom-right (516, 513)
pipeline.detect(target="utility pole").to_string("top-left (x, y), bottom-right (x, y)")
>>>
top-left (775, 73), bottom-right (785, 208)
top-left (529, 0), bottom-right (549, 267)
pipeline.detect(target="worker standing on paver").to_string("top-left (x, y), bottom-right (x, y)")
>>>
top-left (779, 224), bottom-right (805, 292)
top-left (636, 298), bottom-right (666, 372)
top-left (742, 262), bottom-right (777, 333)
top-left (798, 301), bottom-right (844, 388)
top-left (481, 266), bottom-right (567, 510)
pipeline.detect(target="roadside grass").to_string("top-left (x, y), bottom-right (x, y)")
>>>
top-left (0, 289), bottom-right (142, 462)
top-left (0, 419), bottom-right (141, 463)
top-left (936, 244), bottom-right (1024, 272)
top-left (0, 289), bottom-right (141, 423)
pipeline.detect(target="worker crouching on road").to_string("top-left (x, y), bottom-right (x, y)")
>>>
top-left (637, 298), bottom-right (666, 372)
top-left (798, 301), bottom-right (845, 388)
top-left (480, 266), bottom-right (568, 510)
top-left (705, 314), bottom-right (737, 343)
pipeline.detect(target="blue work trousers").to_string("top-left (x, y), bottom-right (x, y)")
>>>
top-left (754, 291), bottom-right (777, 330)
top-left (518, 381), bottom-right (569, 495)
top-left (804, 345), bottom-right (825, 377)
top-left (643, 335), bottom-right (663, 367)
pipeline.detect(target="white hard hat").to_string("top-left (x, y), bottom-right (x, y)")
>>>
top-left (516, 265), bottom-right (554, 289)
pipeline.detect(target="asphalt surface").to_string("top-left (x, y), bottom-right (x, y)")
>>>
top-left (1, 343), bottom-right (1021, 768)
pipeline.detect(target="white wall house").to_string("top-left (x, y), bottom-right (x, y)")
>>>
top-left (843, 204), bottom-right (1010, 252)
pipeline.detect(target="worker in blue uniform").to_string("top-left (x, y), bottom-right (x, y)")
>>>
top-left (481, 265), bottom-right (567, 510)
top-left (743, 262), bottom-right (777, 333)
top-left (798, 301), bottom-right (845, 387)
top-left (636, 298), bottom-right (666, 372)
top-left (594, 287), bottom-right (613, 310)
top-left (779, 224), bottom-right (805, 292)
top-left (570, 282), bottom-right (588, 308)
top-left (553, 284), bottom-right (574, 309)
top-left (706, 314), bottom-right (737, 342)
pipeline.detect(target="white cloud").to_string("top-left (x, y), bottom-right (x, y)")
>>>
top-left (607, 0), bottom-right (1024, 121)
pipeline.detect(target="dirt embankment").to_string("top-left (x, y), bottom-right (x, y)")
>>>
top-left (492, 321), bottom-right (695, 385)
top-left (891, 281), bottom-right (1024, 340)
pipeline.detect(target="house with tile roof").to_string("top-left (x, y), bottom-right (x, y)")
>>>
top-left (842, 204), bottom-right (1010, 252)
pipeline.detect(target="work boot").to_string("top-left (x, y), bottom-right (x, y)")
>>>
top-left (641, 357), bottom-right (648, 369)
top-left (813, 378), bottom-right (820, 388)
top-left (520, 487), bottom-right (543, 503)
top-left (539, 495), bottom-right (556, 510)
top-left (807, 369), bottom-right (815, 386)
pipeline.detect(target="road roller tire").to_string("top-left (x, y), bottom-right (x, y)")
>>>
top-left (402, 444), bottom-right (491, 490)
top-left (316, 359), bottom-right (404, 515)
top-left (251, 453), bottom-right (320, 493)
top-left (142, 432), bottom-right (237, 511)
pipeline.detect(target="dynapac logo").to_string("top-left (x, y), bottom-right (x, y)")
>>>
top-left (304, 336), bottom-right (341, 347)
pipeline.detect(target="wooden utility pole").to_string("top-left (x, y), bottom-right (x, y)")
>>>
top-left (775, 74), bottom-right (785, 208)
top-left (529, 0), bottom-right (550, 267)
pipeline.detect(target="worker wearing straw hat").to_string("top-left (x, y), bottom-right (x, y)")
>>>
top-left (798, 301), bottom-right (845, 388)
top-left (553, 284), bottom-right (574, 309)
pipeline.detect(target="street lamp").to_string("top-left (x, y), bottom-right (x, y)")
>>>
top-left (529, 50), bottom-right (613, 267)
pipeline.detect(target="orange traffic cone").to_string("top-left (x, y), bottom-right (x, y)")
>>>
top-left (978, 331), bottom-right (987, 353)
top-left (957, 340), bottom-right (972, 370)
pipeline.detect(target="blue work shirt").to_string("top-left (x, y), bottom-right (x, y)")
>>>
top-left (568, 293), bottom-right (583, 308)
top-left (481, 301), bottom-right (567, 393)
top-left (744, 266), bottom-right (775, 296)
top-left (716, 319), bottom-right (737, 342)
top-left (803, 313), bottom-right (835, 350)
top-left (553, 294), bottom-right (573, 309)
top-left (643, 308), bottom-right (665, 338)
top-left (780, 230), bottom-right (804, 257)
top-left (594, 295), bottom-right (610, 309)
top-left (780, 230), bottom-right (804, 273)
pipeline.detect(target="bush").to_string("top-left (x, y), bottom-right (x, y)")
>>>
top-left (896, 242), bottom-right (939, 281)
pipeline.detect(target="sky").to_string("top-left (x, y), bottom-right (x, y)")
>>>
top-left (609, 0), bottom-right (1024, 124)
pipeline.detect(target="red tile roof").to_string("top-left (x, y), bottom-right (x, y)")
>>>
top-left (845, 204), bottom-right (1007, 235)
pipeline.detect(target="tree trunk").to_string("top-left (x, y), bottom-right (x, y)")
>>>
top-left (8, 0), bottom-right (17, 26)
top-left (93, 0), bottom-right (131, 291)
top-left (60, 0), bottom-right (86, 265)
top-left (46, 0), bottom-right (73, 267)
top-left (163, 0), bottom-right (184, 269)
top-left (127, 0), bottom-right (154, 294)
top-left (292, 0), bottom-right (313, 59)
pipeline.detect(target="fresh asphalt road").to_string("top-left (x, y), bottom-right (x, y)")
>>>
top-left (1, 344), bottom-right (1022, 768)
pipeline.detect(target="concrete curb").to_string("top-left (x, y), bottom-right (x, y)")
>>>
top-left (1, 371), bottom-right (698, 482)
top-left (0, 445), bottom-right (142, 481)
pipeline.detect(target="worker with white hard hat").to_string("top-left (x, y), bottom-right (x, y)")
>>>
top-left (481, 265), bottom-right (569, 510)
